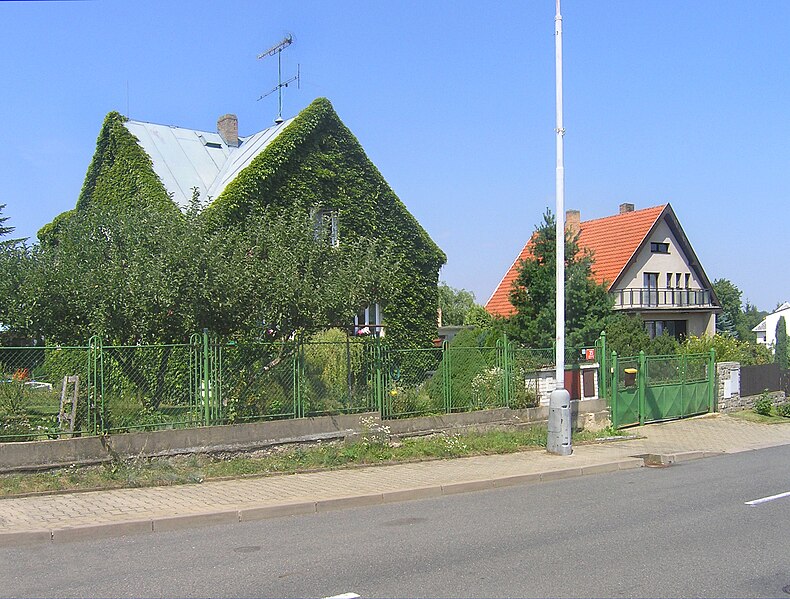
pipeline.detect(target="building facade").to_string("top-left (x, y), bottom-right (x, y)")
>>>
top-left (486, 203), bottom-right (719, 339)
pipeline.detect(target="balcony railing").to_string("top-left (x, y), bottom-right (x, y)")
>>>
top-left (613, 287), bottom-right (714, 310)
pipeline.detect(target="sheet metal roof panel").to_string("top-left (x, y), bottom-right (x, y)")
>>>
top-left (125, 118), bottom-right (292, 208)
top-left (124, 120), bottom-right (231, 209)
top-left (205, 118), bottom-right (293, 201)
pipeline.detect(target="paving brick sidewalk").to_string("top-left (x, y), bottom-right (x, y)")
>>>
top-left (2, 414), bottom-right (789, 545)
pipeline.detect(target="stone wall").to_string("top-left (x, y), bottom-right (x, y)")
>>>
top-left (717, 361), bottom-right (786, 412)
top-left (717, 361), bottom-right (742, 412)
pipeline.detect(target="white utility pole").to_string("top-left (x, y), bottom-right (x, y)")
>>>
top-left (547, 0), bottom-right (572, 456)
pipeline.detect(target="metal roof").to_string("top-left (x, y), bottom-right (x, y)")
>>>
top-left (124, 117), bottom-right (293, 210)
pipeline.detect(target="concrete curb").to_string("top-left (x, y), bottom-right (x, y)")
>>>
top-left (641, 450), bottom-right (723, 466)
top-left (0, 456), bottom-right (651, 547)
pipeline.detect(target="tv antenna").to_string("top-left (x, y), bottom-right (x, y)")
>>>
top-left (257, 34), bottom-right (300, 124)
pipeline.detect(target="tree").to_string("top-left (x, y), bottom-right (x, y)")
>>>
top-left (713, 278), bottom-right (743, 337)
top-left (29, 198), bottom-right (196, 345)
top-left (681, 334), bottom-right (772, 365)
top-left (463, 304), bottom-right (493, 329)
top-left (0, 204), bottom-right (14, 245)
top-left (200, 207), bottom-right (397, 343)
top-left (506, 210), bottom-right (612, 348)
top-left (438, 282), bottom-right (476, 326)
top-left (0, 205), bottom-right (31, 343)
top-left (604, 313), bottom-right (650, 357)
top-left (647, 332), bottom-right (680, 356)
top-left (776, 316), bottom-right (788, 370)
top-left (738, 301), bottom-right (767, 343)
top-left (28, 200), bottom-right (396, 346)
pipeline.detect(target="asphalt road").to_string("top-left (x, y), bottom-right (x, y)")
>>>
top-left (3, 445), bottom-right (790, 598)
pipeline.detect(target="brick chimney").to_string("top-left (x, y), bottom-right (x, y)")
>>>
top-left (217, 114), bottom-right (239, 148)
top-left (565, 209), bottom-right (580, 235)
top-left (619, 202), bottom-right (635, 214)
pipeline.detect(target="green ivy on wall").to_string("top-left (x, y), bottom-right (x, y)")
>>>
top-left (204, 98), bottom-right (446, 346)
top-left (39, 99), bottom-right (446, 347)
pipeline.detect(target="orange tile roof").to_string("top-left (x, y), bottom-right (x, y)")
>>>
top-left (485, 205), bottom-right (667, 317)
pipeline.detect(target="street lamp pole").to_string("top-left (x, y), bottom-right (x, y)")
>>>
top-left (547, 0), bottom-right (572, 456)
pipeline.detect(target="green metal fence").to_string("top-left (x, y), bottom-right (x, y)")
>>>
top-left (0, 332), bottom-right (607, 441)
top-left (0, 345), bottom-right (95, 441)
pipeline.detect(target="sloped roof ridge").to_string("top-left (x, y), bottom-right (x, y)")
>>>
top-left (772, 302), bottom-right (790, 313)
top-left (484, 204), bottom-right (669, 317)
top-left (579, 203), bottom-right (667, 225)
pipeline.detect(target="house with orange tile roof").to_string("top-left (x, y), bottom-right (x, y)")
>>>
top-left (486, 203), bottom-right (720, 339)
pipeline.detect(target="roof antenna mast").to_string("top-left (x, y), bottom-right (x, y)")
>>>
top-left (257, 34), bottom-right (300, 124)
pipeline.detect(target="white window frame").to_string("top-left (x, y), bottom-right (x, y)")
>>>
top-left (354, 303), bottom-right (383, 337)
top-left (312, 208), bottom-right (339, 248)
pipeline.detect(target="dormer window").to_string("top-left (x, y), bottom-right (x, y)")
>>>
top-left (650, 242), bottom-right (669, 254)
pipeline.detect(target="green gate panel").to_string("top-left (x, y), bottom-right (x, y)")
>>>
top-left (615, 388), bottom-right (640, 427)
top-left (684, 381), bottom-right (709, 416)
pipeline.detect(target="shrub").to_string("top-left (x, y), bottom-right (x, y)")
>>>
top-left (753, 394), bottom-right (773, 416)
top-left (776, 402), bottom-right (790, 418)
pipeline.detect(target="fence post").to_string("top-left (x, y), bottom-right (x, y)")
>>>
top-left (87, 335), bottom-right (104, 434)
top-left (638, 350), bottom-right (646, 426)
top-left (599, 331), bottom-right (607, 400)
top-left (497, 333), bottom-right (512, 408)
top-left (442, 340), bottom-right (451, 413)
top-left (189, 333), bottom-right (201, 425)
top-left (375, 337), bottom-right (385, 419)
top-left (294, 339), bottom-right (304, 419)
top-left (708, 348), bottom-right (716, 413)
top-left (202, 329), bottom-right (210, 426)
top-left (611, 351), bottom-right (618, 428)
top-left (680, 351), bottom-right (687, 418)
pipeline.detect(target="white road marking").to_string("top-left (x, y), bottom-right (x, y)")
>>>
top-left (745, 490), bottom-right (790, 506)
top-left (323, 594), bottom-right (360, 599)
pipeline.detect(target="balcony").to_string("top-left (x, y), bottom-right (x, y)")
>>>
top-left (613, 287), bottom-right (715, 310)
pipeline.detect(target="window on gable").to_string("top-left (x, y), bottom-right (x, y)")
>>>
top-left (313, 208), bottom-right (339, 248)
top-left (650, 242), bottom-right (669, 254)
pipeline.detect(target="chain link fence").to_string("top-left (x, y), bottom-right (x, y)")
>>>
top-left (0, 333), bottom-right (608, 441)
top-left (0, 346), bottom-right (93, 441)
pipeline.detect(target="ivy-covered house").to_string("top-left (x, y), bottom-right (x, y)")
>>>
top-left (42, 97), bottom-right (445, 345)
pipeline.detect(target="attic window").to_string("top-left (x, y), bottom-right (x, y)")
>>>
top-left (198, 134), bottom-right (223, 149)
top-left (650, 242), bottom-right (669, 254)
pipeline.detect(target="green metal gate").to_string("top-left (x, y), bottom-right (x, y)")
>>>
top-left (609, 349), bottom-right (716, 428)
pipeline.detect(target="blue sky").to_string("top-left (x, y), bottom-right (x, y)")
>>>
top-left (1, 0), bottom-right (787, 312)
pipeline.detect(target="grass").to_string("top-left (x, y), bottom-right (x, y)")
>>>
top-left (0, 425), bottom-right (623, 498)
top-left (729, 409), bottom-right (790, 425)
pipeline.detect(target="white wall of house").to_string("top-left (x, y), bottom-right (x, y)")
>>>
top-left (616, 220), bottom-right (704, 291)
top-left (634, 311), bottom-right (715, 337)
top-left (757, 303), bottom-right (790, 347)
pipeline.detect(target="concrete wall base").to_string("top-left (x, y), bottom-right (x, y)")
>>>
top-left (0, 400), bottom-right (610, 473)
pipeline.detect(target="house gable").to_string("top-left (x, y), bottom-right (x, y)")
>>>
top-left (205, 97), bottom-right (447, 345)
top-left (485, 205), bottom-right (665, 318)
top-left (611, 206), bottom-right (714, 297)
top-left (485, 204), bottom-right (719, 329)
